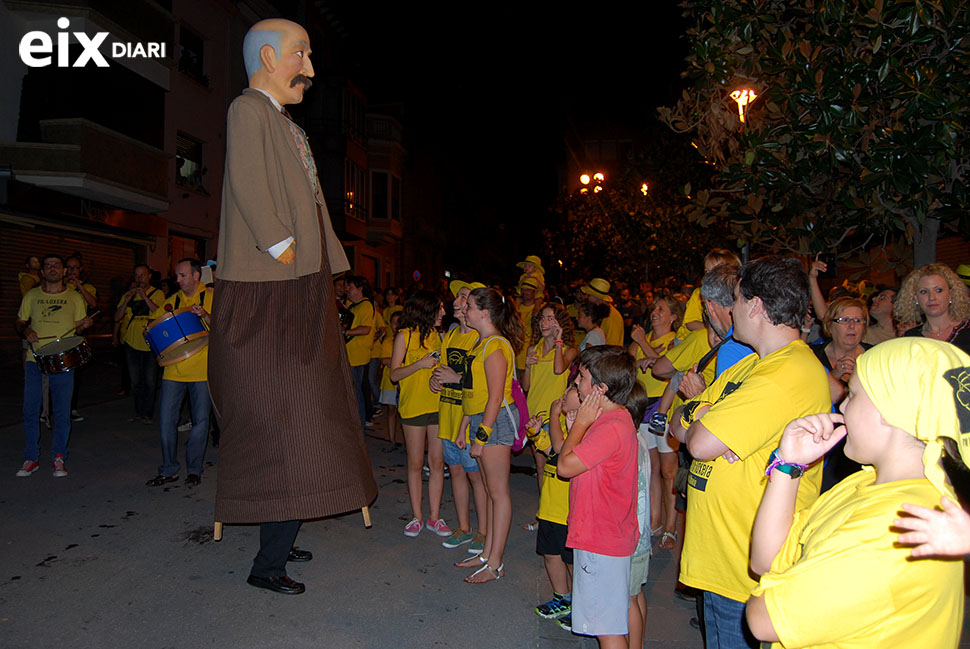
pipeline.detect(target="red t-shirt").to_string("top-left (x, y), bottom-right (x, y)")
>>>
top-left (565, 407), bottom-right (640, 556)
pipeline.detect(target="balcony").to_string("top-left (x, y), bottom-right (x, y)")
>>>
top-left (367, 217), bottom-right (402, 244)
top-left (7, 0), bottom-right (176, 51)
top-left (0, 118), bottom-right (169, 213)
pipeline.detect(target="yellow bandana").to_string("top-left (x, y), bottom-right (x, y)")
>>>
top-left (856, 338), bottom-right (970, 499)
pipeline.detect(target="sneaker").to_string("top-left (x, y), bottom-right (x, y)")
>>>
top-left (177, 421), bottom-right (192, 432)
top-left (70, 409), bottom-right (84, 422)
top-left (648, 411), bottom-right (667, 436)
top-left (557, 614), bottom-right (572, 631)
top-left (403, 517), bottom-right (423, 537)
top-left (16, 460), bottom-right (39, 477)
top-left (535, 594), bottom-right (572, 619)
top-left (467, 531), bottom-right (486, 554)
top-left (441, 529), bottom-right (473, 549)
top-left (52, 455), bottom-right (67, 477)
top-left (427, 518), bottom-right (452, 537)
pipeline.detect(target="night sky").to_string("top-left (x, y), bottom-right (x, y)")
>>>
top-left (325, 2), bottom-right (689, 251)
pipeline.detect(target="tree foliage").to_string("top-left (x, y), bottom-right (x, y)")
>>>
top-left (659, 0), bottom-right (970, 267)
top-left (544, 131), bottom-right (731, 285)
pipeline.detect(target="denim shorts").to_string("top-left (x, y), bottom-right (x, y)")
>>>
top-left (468, 403), bottom-right (518, 447)
top-left (441, 438), bottom-right (479, 472)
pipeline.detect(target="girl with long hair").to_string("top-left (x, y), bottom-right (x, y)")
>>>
top-left (454, 287), bottom-right (525, 583)
top-left (389, 290), bottom-right (451, 539)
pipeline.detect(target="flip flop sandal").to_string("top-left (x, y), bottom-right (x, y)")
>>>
top-left (465, 562), bottom-right (504, 584)
top-left (522, 522), bottom-right (537, 532)
top-left (658, 531), bottom-right (678, 550)
top-left (454, 554), bottom-right (487, 569)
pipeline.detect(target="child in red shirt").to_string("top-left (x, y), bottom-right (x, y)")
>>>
top-left (558, 346), bottom-right (645, 648)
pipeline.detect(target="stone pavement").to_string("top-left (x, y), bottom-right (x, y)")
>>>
top-left (0, 359), bottom-right (967, 648)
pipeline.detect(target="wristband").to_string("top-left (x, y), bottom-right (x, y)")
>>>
top-left (475, 424), bottom-right (492, 445)
top-left (765, 448), bottom-right (808, 480)
top-left (554, 340), bottom-right (564, 346)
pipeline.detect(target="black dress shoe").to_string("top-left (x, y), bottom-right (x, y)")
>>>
top-left (185, 474), bottom-right (201, 487)
top-left (246, 574), bottom-right (305, 595)
top-left (287, 547), bottom-right (313, 562)
top-left (146, 475), bottom-right (178, 487)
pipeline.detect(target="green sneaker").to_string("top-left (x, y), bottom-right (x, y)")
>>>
top-left (535, 594), bottom-right (572, 619)
top-left (441, 529), bottom-right (473, 549)
top-left (467, 531), bottom-right (486, 554)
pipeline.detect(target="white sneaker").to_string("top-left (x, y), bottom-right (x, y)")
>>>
top-left (16, 460), bottom-right (39, 477)
top-left (52, 455), bottom-right (67, 477)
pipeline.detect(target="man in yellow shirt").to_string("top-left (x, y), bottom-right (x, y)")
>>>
top-left (15, 254), bottom-right (92, 477)
top-left (581, 278), bottom-right (624, 346)
top-left (19, 256), bottom-right (41, 296)
top-left (344, 275), bottom-right (376, 430)
top-left (669, 256), bottom-right (830, 649)
top-left (146, 259), bottom-right (212, 488)
top-left (114, 264), bottom-right (163, 424)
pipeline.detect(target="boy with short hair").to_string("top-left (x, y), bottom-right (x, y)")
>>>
top-left (558, 346), bottom-right (643, 648)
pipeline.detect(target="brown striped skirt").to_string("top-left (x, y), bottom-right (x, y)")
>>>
top-left (208, 271), bottom-right (377, 524)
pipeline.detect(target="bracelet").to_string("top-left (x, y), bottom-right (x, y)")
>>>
top-left (765, 448), bottom-right (808, 480)
top-left (474, 424), bottom-right (492, 445)
top-left (554, 340), bottom-right (564, 347)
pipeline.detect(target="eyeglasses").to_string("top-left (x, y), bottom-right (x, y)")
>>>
top-left (833, 317), bottom-right (863, 325)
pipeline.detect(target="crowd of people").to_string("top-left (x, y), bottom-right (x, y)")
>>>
top-left (12, 244), bottom-right (970, 646)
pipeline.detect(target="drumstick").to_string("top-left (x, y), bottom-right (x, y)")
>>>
top-left (32, 311), bottom-right (102, 344)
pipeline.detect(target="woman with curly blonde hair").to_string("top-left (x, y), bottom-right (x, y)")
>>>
top-left (894, 263), bottom-right (970, 355)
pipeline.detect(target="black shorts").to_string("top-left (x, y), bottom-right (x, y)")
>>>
top-left (535, 519), bottom-right (573, 565)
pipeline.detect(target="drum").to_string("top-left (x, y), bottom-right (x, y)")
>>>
top-left (144, 307), bottom-right (209, 367)
top-left (33, 336), bottom-right (92, 375)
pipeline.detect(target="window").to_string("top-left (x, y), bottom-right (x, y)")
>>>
top-left (178, 25), bottom-right (206, 84)
top-left (371, 171), bottom-right (388, 220)
top-left (391, 176), bottom-right (401, 221)
top-left (176, 132), bottom-right (204, 190)
top-left (344, 160), bottom-right (367, 220)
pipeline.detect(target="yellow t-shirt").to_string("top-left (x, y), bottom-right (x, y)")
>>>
top-left (515, 302), bottom-right (537, 370)
top-left (463, 335), bottom-right (515, 415)
top-left (18, 287), bottom-right (88, 363)
top-left (379, 334), bottom-right (395, 391)
top-left (679, 339), bottom-right (830, 602)
top-left (119, 288), bottom-right (164, 352)
top-left (664, 327), bottom-right (716, 416)
top-left (675, 288), bottom-right (703, 340)
top-left (19, 272), bottom-right (40, 297)
top-left (752, 469), bottom-right (964, 649)
top-left (370, 310), bottom-right (385, 360)
top-left (397, 327), bottom-right (441, 419)
top-left (525, 341), bottom-right (570, 421)
top-left (151, 287), bottom-right (211, 382)
top-left (601, 303), bottom-right (625, 346)
top-left (633, 330), bottom-right (677, 398)
top-left (345, 299), bottom-right (375, 367)
top-left (437, 327), bottom-right (479, 442)
top-left (383, 304), bottom-right (403, 332)
top-left (537, 451), bottom-right (570, 525)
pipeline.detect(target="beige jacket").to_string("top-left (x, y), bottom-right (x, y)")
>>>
top-left (217, 89), bottom-right (349, 281)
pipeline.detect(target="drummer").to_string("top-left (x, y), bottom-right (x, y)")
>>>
top-left (145, 258), bottom-right (213, 488)
top-left (14, 253), bottom-right (93, 478)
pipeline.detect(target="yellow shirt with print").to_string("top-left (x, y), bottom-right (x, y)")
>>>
top-left (601, 303), bottom-right (625, 346)
top-left (663, 327), bottom-right (716, 417)
top-left (437, 327), bottom-right (479, 442)
top-left (151, 287), bottom-right (211, 383)
top-left (397, 327), bottom-right (441, 419)
top-left (678, 339), bottom-right (829, 602)
top-left (752, 469), bottom-right (963, 649)
top-left (633, 330), bottom-right (676, 398)
top-left (462, 335), bottom-right (515, 415)
top-left (515, 302), bottom-right (537, 370)
top-left (18, 287), bottom-right (88, 363)
top-left (525, 340), bottom-right (569, 420)
top-left (345, 299), bottom-right (375, 367)
top-left (119, 288), bottom-right (164, 352)
top-left (675, 288), bottom-right (703, 340)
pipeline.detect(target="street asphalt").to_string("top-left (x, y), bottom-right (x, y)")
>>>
top-left (0, 358), bottom-right (967, 648)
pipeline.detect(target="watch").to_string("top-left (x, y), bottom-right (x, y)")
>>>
top-left (475, 425), bottom-right (491, 443)
top-left (765, 448), bottom-right (808, 479)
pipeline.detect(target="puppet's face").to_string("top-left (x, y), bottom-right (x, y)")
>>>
top-left (256, 21), bottom-right (315, 106)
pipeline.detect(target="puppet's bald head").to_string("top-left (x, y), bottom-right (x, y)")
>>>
top-left (243, 19), bottom-right (314, 106)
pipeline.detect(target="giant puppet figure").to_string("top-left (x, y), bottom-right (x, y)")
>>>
top-left (209, 18), bottom-right (377, 595)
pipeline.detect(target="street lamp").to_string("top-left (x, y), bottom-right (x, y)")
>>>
top-left (730, 88), bottom-right (757, 124)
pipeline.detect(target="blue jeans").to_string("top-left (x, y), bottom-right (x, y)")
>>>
top-left (158, 380), bottom-right (210, 476)
top-left (702, 591), bottom-right (759, 649)
top-left (125, 344), bottom-right (157, 419)
top-left (23, 361), bottom-right (73, 460)
top-left (367, 358), bottom-right (381, 402)
top-left (351, 364), bottom-right (367, 428)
